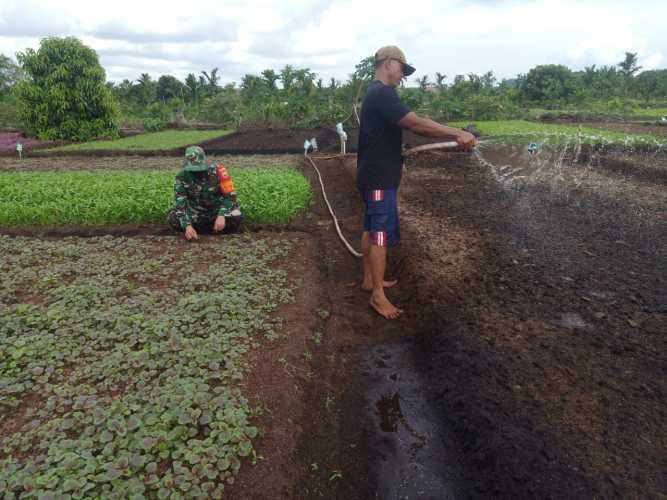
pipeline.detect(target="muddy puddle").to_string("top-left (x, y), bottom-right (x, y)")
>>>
top-left (362, 342), bottom-right (464, 500)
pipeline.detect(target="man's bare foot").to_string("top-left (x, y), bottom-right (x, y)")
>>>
top-left (361, 278), bottom-right (398, 292)
top-left (369, 294), bottom-right (403, 320)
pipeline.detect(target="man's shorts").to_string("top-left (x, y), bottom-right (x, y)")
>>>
top-left (360, 188), bottom-right (400, 247)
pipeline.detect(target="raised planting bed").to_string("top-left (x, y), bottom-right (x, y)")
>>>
top-left (31, 130), bottom-right (234, 157)
top-left (0, 168), bottom-right (311, 227)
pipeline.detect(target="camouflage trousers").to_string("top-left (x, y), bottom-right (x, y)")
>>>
top-left (166, 208), bottom-right (243, 234)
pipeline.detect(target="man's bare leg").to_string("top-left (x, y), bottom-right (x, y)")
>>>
top-left (360, 231), bottom-right (398, 291)
top-left (368, 244), bottom-right (403, 319)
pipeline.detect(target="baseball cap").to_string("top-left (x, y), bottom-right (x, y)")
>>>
top-left (375, 46), bottom-right (416, 76)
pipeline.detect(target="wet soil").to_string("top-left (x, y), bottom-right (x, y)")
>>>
top-left (396, 150), bottom-right (666, 498)
top-left (282, 148), bottom-right (666, 498)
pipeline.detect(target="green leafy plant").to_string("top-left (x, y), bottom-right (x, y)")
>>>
top-left (0, 167), bottom-right (311, 226)
top-left (0, 235), bottom-right (298, 498)
top-left (45, 129), bottom-right (232, 152)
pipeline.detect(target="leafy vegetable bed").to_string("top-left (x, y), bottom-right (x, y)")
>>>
top-left (0, 235), bottom-right (296, 498)
top-left (44, 130), bottom-right (233, 153)
top-left (448, 120), bottom-right (663, 145)
top-left (0, 168), bottom-right (311, 226)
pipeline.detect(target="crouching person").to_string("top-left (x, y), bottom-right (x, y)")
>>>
top-left (167, 145), bottom-right (243, 240)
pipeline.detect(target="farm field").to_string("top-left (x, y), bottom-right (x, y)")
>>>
top-left (1, 125), bottom-right (665, 499)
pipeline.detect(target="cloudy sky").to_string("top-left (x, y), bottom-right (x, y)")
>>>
top-left (1, 0), bottom-right (665, 86)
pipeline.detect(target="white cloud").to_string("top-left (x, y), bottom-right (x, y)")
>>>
top-left (0, 0), bottom-right (665, 84)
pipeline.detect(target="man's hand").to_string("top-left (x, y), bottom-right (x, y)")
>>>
top-left (213, 216), bottom-right (226, 233)
top-left (185, 225), bottom-right (198, 240)
top-left (456, 131), bottom-right (477, 150)
top-left (398, 113), bottom-right (478, 150)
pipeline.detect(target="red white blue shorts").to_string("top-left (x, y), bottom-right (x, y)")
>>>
top-left (360, 188), bottom-right (400, 247)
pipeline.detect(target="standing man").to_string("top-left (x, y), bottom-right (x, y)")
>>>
top-left (357, 46), bottom-right (476, 319)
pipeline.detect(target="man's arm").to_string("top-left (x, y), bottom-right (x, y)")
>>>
top-left (397, 112), bottom-right (476, 148)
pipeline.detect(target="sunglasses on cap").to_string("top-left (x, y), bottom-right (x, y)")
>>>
top-left (377, 58), bottom-right (415, 76)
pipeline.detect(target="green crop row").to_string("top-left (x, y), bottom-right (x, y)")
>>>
top-left (448, 120), bottom-right (664, 145)
top-left (629, 107), bottom-right (667, 118)
top-left (45, 129), bottom-right (233, 152)
top-left (0, 168), bottom-right (311, 226)
top-left (0, 235), bottom-right (296, 498)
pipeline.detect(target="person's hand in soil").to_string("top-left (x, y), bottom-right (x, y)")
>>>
top-left (456, 131), bottom-right (477, 150)
top-left (185, 225), bottom-right (198, 240)
top-left (213, 216), bottom-right (226, 233)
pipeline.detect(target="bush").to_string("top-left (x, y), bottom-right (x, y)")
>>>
top-left (0, 98), bottom-right (18, 128)
top-left (197, 92), bottom-right (242, 125)
top-left (13, 37), bottom-right (118, 141)
top-left (465, 95), bottom-right (507, 120)
top-left (142, 117), bottom-right (167, 132)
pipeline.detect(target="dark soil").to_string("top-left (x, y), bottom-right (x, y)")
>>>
top-left (397, 151), bottom-right (666, 498)
top-left (284, 148), bottom-right (665, 498)
top-left (199, 128), bottom-right (342, 154)
top-left (235, 146), bottom-right (666, 498)
top-left (14, 127), bottom-right (465, 158)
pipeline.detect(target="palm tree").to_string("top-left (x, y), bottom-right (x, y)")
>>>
top-left (185, 73), bottom-right (199, 102)
top-left (201, 68), bottom-right (220, 92)
top-left (417, 75), bottom-right (430, 92)
top-left (435, 72), bottom-right (447, 91)
top-left (261, 69), bottom-right (280, 90)
top-left (135, 73), bottom-right (156, 105)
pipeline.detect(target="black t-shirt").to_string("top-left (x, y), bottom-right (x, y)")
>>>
top-left (356, 80), bottom-right (411, 190)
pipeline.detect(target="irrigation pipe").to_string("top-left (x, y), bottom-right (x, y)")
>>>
top-left (305, 153), bottom-right (363, 258)
top-left (304, 140), bottom-right (462, 259)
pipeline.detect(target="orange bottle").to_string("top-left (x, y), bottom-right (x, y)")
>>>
top-left (216, 164), bottom-right (236, 200)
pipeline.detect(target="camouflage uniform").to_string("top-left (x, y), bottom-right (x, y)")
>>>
top-left (167, 146), bottom-right (243, 234)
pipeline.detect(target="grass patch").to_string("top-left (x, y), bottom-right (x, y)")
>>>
top-left (45, 129), bottom-right (233, 152)
top-left (449, 120), bottom-right (664, 145)
top-left (0, 235), bottom-right (296, 497)
top-left (629, 107), bottom-right (667, 118)
top-left (0, 167), bottom-right (311, 226)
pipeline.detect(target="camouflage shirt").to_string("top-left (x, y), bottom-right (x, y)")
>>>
top-left (173, 163), bottom-right (241, 229)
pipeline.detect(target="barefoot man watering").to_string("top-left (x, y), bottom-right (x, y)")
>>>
top-left (357, 46), bottom-right (476, 319)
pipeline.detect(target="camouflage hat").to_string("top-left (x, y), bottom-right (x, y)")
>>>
top-left (375, 45), bottom-right (416, 76)
top-left (183, 145), bottom-right (208, 172)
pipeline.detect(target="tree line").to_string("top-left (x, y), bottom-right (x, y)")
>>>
top-left (1, 37), bottom-right (666, 140)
